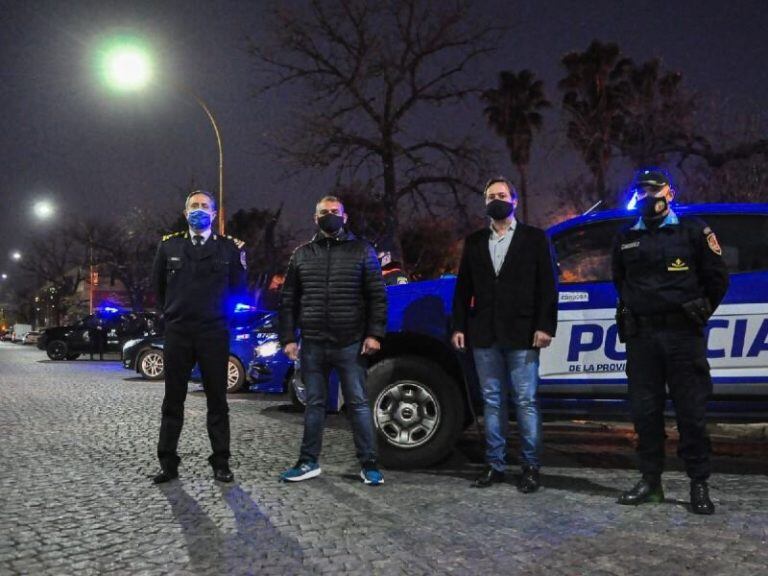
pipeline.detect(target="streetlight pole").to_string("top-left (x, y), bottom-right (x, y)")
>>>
top-left (184, 89), bottom-right (225, 235)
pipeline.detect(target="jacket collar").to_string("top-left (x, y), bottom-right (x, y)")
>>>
top-left (311, 228), bottom-right (357, 244)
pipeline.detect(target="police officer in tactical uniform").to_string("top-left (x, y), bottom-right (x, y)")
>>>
top-left (612, 169), bottom-right (729, 514)
top-left (151, 190), bottom-right (247, 484)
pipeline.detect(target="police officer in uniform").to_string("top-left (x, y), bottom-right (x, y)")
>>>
top-left (151, 190), bottom-right (247, 484)
top-left (612, 169), bottom-right (729, 514)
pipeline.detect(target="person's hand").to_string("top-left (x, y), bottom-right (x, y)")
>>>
top-left (284, 342), bottom-right (299, 361)
top-left (532, 331), bottom-right (552, 348)
top-left (361, 337), bottom-right (381, 355)
top-left (451, 331), bottom-right (466, 351)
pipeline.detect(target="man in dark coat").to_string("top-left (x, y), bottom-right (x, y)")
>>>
top-left (452, 176), bottom-right (558, 491)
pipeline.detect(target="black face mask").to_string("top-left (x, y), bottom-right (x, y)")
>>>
top-left (317, 213), bottom-right (344, 234)
top-left (636, 195), bottom-right (668, 220)
top-left (486, 199), bottom-right (514, 221)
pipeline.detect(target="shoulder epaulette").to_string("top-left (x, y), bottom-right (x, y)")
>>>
top-left (225, 234), bottom-right (245, 250)
top-left (162, 231), bottom-right (187, 242)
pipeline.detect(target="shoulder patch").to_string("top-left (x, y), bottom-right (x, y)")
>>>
top-left (162, 231), bottom-right (185, 242)
top-left (225, 235), bottom-right (245, 250)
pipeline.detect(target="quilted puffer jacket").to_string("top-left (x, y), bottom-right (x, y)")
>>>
top-left (278, 230), bottom-right (387, 347)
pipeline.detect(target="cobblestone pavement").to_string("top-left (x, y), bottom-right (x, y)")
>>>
top-left (1, 342), bottom-right (767, 575)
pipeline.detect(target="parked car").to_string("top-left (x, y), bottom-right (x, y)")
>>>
top-left (22, 330), bottom-right (43, 345)
top-left (38, 311), bottom-right (158, 360)
top-left (11, 323), bottom-right (32, 343)
top-left (249, 203), bottom-right (768, 469)
top-left (122, 307), bottom-right (276, 394)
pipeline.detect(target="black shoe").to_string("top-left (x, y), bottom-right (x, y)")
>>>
top-left (518, 466), bottom-right (540, 494)
top-left (617, 477), bottom-right (664, 505)
top-left (690, 480), bottom-right (715, 515)
top-left (152, 469), bottom-right (178, 484)
top-left (213, 467), bottom-right (234, 483)
top-left (473, 467), bottom-right (505, 488)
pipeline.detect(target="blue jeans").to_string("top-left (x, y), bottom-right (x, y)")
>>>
top-left (299, 340), bottom-right (377, 465)
top-left (472, 347), bottom-right (542, 471)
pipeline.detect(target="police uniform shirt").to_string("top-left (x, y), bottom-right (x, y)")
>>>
top-left (152, 231), bottom-right (247, 328)
top-left (188, 228), bottom-right (212, 245)
top-left (611, 210), bottom-right (729, 316)
top-left (489, 218), bottom-right (516, 276)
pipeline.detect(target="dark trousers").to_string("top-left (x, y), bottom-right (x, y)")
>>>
top-left (299, 340), bottom-right (377, 465)
top-left (626, 326), bottom-right (713, 480)
top-left (157, 324), bottom-right (231, 470)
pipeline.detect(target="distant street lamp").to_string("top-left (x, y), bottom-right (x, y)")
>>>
top-left (33, 200), bottom-right (55, 220)
top-left (1, 273), bottom-right (8, 280)
top-left (11, 251), bottom-right (21, 261)
top-left (97, 36), bottom-right (226, 234)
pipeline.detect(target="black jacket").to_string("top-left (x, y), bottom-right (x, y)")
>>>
top-left (611, 215), bottom-right (729, 316)
top-left (278, 230), bottom-right (387, 347)
top-left (452, 223), bottom-right (558, 349)
top-left (152, 232), bottom-right (247, 329)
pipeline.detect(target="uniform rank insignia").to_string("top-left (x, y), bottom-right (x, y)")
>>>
top-left (668, 258), bottom-right (689, 272)
top-left (621, 241), bottom-right (640, 250)
top-left (706, 232), bottom-right (722, 256)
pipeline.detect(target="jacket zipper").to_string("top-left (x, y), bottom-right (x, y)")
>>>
top-left (324, 240), bottom-right (331, 341)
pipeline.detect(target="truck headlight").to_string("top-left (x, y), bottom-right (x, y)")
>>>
top-left (255, 341), bottom-right (280, 358)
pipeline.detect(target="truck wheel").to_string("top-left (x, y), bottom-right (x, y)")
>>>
top-left (367, 356), bottom-right (464, 469)
top-left (138, 349), bottom-right (165, 380)
top-left (46, 340), bottom-right (68, 361)
top-left (226, 356), bottom-right (246, 393)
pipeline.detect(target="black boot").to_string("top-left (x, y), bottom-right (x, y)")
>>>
top-left (690, 480), bottom-right (715, 515)
top-left (152, 468), bottom-right (179, 484)
top-left (472, 466), bottom-right (505, 488)
top-left (617, 476), bottom-right (664, 505)
top-left (518, 466), bottom-right (540, 494)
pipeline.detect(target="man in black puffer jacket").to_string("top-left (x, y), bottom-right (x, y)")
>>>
top-left (278, 195), bottom-right (387, 485)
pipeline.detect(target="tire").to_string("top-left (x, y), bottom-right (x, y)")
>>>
top-left (65, 353), bottom-right (81, 360)
top-left (138, 349), bottom-right (165, 381)
top-left (367, 356), bottom-right (465, 469)
top-left (46, 340), bottom-right (68, 361)
top-left (226, 356), bottom-right (246, 393)
top-left (288, 367), bottom-right (307, 410)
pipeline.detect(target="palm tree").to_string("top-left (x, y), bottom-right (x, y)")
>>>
top-left (482, 70), bottom-right (550, 222)
top-left (558, 40), bottom-right (628, 204)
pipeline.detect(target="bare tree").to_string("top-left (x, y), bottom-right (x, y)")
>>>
top-left (250, 0), bottom-right (500, 254)
top-left (19, 224), bottom-right (85, 325)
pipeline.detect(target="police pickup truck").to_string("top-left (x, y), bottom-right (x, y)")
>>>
top-left (249, 203), bottom-right (768, 469)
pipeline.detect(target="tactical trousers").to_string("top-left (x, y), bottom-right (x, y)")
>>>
top-left (157, 324), bottom-right (231, 470)
top-left (626, 325), bottom-right (713, 480)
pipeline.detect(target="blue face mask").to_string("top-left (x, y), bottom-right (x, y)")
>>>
top-left (187, 209), bottom-right (212, 230)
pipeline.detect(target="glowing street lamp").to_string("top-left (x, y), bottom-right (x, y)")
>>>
top-left (33, 200), bottom-right (55, 220)
top-left (98, 38), bottom-right (153, 92)
top-left (11, 252), bottom-right (21, 261)
top-left (1, 273), bottom-right (8, 280)
top-left (97, 36), bottom-right (226, 234)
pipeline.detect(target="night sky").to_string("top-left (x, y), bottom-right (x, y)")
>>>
top-left (1, 0), bottom-right (766, 274)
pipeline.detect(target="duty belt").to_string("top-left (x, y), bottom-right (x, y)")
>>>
top-left (635, 312), bottom-right (694, 330)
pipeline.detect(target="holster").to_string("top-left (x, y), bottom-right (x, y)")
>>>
top-left (615, 304), bottom-right (638, 343)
